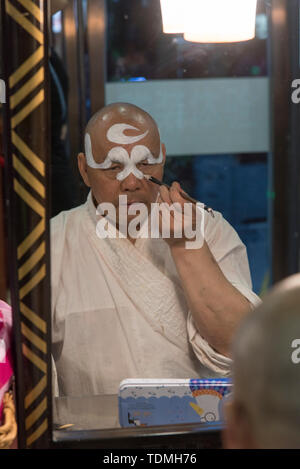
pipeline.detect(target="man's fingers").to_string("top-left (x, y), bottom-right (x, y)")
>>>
top-left (170, 181), bottom-right (181, 200)
top-left (159, 182), bottom-right (185, 210)
top-left (159, 181), bottom-right (189, 206)
top-left (159, 185), bottom-right (172, 204)
top-left (170, 182), bottom-right (190, 207)
top-left (156, 182), bottom-right (200, 243)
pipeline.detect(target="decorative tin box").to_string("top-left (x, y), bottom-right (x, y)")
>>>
top-left (118, 378), bottom-right (232, 427)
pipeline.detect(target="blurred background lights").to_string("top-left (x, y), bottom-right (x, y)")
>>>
top-left (160, 0), bottom-right (258, 43)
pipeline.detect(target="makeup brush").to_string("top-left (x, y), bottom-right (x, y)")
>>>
top-left (144, 175), bottom-right (215, 218)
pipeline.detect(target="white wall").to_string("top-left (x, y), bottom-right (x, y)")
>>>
top-left (105, 77), bottom-right (270, 156)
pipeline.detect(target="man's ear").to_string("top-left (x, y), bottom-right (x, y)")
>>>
top-left (78, 153), bottom-right (91, 188)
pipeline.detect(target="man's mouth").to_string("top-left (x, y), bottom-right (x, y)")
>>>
top-left (119, 201), bottom-right (143, 206)
top-left (128, 201), bottom-right (143, 206)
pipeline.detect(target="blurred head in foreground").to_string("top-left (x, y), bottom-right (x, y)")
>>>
top-left (223, 274), bottom-right (300, 449)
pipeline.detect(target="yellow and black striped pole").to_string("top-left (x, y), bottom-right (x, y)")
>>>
top-left (1, 0), bottom-right (51, 448)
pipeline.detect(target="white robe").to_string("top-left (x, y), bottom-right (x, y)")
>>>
top-left (51, 192), bottom-right (260, 397)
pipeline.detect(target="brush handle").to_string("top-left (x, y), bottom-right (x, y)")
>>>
top-left (179, 190), bottom-right (214, 217)
top-left (147, 176), bottom-right (214, 217)
top-left (178, 190), bottom-right (198, 205)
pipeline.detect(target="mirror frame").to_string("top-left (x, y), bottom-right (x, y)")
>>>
top-left (1, 0), bottom-right (52, 448)
top-left (1, 0), bottom-right (299, 449)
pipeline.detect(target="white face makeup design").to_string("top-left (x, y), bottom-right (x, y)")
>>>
top-left (107, 123), bottom-right (149, 144)
top-left (85, 123), bottom-right (163, 181)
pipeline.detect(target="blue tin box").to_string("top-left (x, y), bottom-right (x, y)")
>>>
top-left (118, 378), bottom-right (232, 427)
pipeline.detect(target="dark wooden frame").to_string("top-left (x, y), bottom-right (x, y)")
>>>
top-left (1, 0), bottom-right (52, 449)
top-left (2, 0), bottom-right (299, 449)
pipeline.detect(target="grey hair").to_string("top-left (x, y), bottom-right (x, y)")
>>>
top-left (232, 274), bottom-right (300, 448)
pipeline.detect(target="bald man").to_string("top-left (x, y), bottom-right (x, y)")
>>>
top-left (51, 102), bottom-right (260, 399)
top-left (223, 274), bottom-right (300, 449)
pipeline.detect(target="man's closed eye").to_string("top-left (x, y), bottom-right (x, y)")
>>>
top-left (107, 164), bottom-right (123, 170)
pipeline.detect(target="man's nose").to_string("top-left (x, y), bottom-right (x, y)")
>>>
top-left (120, 172), bottom-right (143, 191)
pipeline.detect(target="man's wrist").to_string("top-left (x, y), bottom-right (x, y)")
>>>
top-left (169, 237), bottom-right (207, 254)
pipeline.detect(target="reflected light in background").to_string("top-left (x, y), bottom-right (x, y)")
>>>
top-left (52, 10), bottom-right (62, 34)
top-left (160, 0), bottom-right (258, 43)
top-left (160, 0), bottom-right (185, 33)
top-left (256, 13), bottom-right (268, 40)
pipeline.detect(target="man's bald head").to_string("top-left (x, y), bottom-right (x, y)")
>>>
top-left (78, 103), bottom-right (166, 215)
top-left (84, 103), bottom-right (164, 181)
top-left (85, 102), bottom-right (159, 138)
top-left (230, 274), bottom-right (300, 448)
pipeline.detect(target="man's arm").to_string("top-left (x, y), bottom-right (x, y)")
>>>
top-left (170, 240), bottom-right (251, 358)
top-left (158, 182), bottom-right (254, 358)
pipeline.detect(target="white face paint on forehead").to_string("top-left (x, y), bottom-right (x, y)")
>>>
top-left (107, 123), bottom-right (149, 144)
top-left (85, 122), bottom-right (163, 181)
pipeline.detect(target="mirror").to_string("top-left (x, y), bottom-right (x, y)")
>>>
top-left (49, 0), bottom-right (270, 434)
